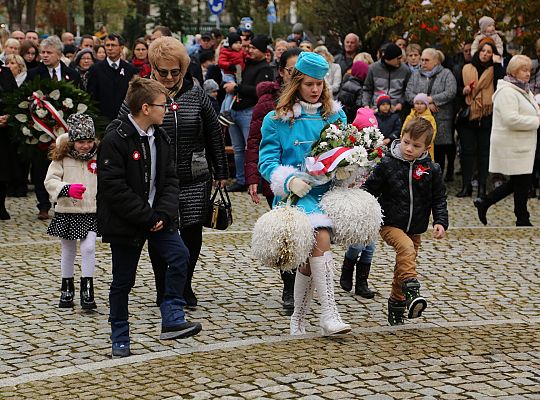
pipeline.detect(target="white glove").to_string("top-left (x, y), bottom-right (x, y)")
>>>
top-left (335, 167), bottom-right (351, 180)
top-left (288, 177), bottom-right (311, 198)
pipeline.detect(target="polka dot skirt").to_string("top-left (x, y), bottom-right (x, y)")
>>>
top-left (47, 213), bottom-right (100, 240)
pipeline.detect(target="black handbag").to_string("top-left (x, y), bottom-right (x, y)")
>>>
top-left (204, 186), bottom-right (233, 230)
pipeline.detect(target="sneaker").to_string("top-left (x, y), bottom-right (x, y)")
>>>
top-left (218, 111), bottom-right (235, 126)
top-left (226, 182), bottom-right (247, 192)
top-left (402, 279), bottom-right (427, 319)
top-left (111, 342), bottom-right (131, 358)
top-left (387, 298), bottom-right (406, 326)
top-left (160, 321), bottom-right (202, 340)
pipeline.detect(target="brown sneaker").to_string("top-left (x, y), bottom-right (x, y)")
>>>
top-left (37, 210), bottom-right (50, 220)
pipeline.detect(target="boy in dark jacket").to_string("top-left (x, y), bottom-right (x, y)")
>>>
top-left (374, 94), bottom-right (401, 145)
top-left (363, 117), bottom-right (448, 326)
top-left (97, 77), bottom-right (202, 358)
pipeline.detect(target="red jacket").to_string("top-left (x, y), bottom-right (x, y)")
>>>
top-left (244, 80), bottom-right (281, 199)
top-left (218, 47), bottom-right (246, 74)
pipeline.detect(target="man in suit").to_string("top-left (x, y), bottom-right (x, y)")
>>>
top-left (26, 36), bottom-right (81, 220)
top-left (86, 33), bottom-right (137, 122)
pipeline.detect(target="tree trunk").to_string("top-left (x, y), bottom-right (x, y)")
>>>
top-left (5, 0), bottom-right (25, 30)
top-left (83, 0), bottom-right (95, 35)
top-left (25, 0), bottom-right (37, 30)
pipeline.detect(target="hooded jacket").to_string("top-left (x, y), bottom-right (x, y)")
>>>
top-left (363, 140), bottom-right (448, 234)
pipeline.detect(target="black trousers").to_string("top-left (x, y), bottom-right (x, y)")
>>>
top-left (485, 174), bottom-right (532, 225)
top-left (30, 157), bottom-right (51, 211)
top-left (434, 144), bottom-right (456, 176)
top-left (458, 118), bottom-right (492, 188)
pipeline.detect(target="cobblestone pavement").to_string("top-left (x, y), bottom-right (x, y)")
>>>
top-left (0, 182), bottom-right (539, 398)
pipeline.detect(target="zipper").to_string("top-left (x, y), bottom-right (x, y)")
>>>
top-left (406, 161), bottom-right (413, 232)
top-left (293, 140), bottom-right (312, 146)
top-left (173, 103), bottom-right (182, 225)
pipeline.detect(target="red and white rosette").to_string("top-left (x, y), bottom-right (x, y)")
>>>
top-left (87, 159), bottom-right (97, 174)
top-left (30, 91), bottom-right (69, 140)
top-left (305, 146), bottom-right (355, 176)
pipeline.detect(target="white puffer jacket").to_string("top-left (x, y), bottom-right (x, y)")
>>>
top-left (489, 79), bottom-right (540, 175)
top-left (44, 134), bottom-right (97, 214)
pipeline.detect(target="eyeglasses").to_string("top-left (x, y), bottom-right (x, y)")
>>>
top-left (148, 103), bottom-right (169, 112)
top-left (283, 66), bottom-right (294, 74)
top-left (420, 58), bottom-right (432, 62)
top-left (154, 67), bottom-right (182, 77)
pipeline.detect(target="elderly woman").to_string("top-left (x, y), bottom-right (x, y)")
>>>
top-left (73, 48), bottom-right (96, 90)
top-left (0, 38), bottom-right (20, 62)
top-left (474, 55), bottom-right (540, 226)
top-left (119, 36), bottom-right (228, 308)
top-left (314, 45), bottom-right (342, 96)
top-left (406, 48), bottom-right (457, 178)
top-left (455, 41), bottom-right (504, 198)
top-left (5, 54), bottom-right (27, 86)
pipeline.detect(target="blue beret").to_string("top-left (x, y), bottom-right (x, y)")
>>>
top-left (294, 52), bottom-right (329, 80)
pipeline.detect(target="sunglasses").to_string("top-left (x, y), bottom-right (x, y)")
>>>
top-left (154, 67), bottom-right (182, 78)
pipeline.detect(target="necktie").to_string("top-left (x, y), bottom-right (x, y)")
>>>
top-left (111, 62), bottom-right (118, 70)
top-left (51, 70), bottom-right (58, 81)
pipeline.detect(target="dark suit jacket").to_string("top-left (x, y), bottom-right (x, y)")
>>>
top-left (86, 59), bottom-right (137, 121)
top-left (26, 61), bottom-right (81, 87)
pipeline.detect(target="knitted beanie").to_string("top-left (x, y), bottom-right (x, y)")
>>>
top-left (352, 108), bottom-right (379, 130)
top-left (351, 61), bottom-right (369, 81)
top-left (67, 113), bottom-right (95, 142)
top-left (413, 93), bottom-right (430, 108)
top-left (383, 43), bottom-right (403, 61)
top-left (478, 16), bottom-right (495, 33)
top-left (376, 94), bottom-right (391, 107)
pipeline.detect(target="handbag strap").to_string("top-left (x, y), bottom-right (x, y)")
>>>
top-left (211, 185), bottom-right (232, 207)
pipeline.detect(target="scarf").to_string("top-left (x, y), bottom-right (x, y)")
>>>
top-left (419, 63), bottom-right (443, 78)
top-left (503, 75), bottom-right (530, 93)
top-left (462, 63), bottom-right (494, 121)
top-left (132, 57), bottom-right (152, 78)
top-left (69, 145), bottom-right (97, 161)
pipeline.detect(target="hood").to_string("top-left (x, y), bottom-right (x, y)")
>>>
top-left (256, 80), bottom-right (280, 97)
top-left (390, 139), bottom-right (429, 162)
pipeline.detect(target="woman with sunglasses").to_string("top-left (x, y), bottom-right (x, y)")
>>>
top-left (119, 36), bottom-right (228, 309)
top-left (244, 48), bottom-right (302, 312)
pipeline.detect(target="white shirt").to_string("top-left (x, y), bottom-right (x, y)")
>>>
top-left (107, 57), bottom-right (120, 70)
top-left (128, 114), bottom-right (157, 206)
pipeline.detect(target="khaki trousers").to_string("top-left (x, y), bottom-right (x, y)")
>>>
top-left (380, 226), bottom-right (422, 301)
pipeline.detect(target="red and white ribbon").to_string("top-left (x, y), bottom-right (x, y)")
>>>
top-left (305, 147), bottom-right (355, 176)
top-left (30, 92), bottom-right (69, 140)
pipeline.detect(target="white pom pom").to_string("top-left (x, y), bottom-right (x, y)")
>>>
top-left (319, 188), bottom-right (382, 246)
top-left (252, 205), bottom-right (315, 272)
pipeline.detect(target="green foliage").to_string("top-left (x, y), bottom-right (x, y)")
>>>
top-left (152, 0), bottom-right (191, 34)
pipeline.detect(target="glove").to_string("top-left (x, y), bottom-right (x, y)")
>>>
top-left (288, 177), bottom-right (311, 198)
top-left (68, 184), bottom-right (86, 200)
top-left (335, 168), bottom-right (351, 180)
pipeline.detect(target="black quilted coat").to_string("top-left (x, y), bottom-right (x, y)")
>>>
top-left (119, 77), bottom-right (228, 228)
top-left (363, 140), bottom-right (449, 234)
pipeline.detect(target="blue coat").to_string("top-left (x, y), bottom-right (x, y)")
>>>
top-left (259, 101), bottom-right (347, 226)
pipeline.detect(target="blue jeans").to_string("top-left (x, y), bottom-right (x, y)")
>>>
top-left (220, 73), bottom-right (235, 113)
top-left (345, 241), bottom-right (376, 264)
top-left (109, 229), bottom-right (190, 344)
top-left (228, 107), bottom-right (253, 184)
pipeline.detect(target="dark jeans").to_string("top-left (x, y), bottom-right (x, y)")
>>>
top-left (434, 144), bottom-right (456, 176)
top-left (109, 229), bottom-right (189, 328)
top-left (458, 117), bottom-right (492, 188)
top-left (149, 224), bottom-right (203, 301)
top-left (30, 157), bottom-right (51, 211)
top-left (485, 174), bottom-right (532, 224)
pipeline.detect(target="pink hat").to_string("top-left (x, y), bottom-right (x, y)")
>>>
top-left (352, 108), bottom-right (378, 130)
top-left (351, 61), bottom-right (369, 81)
top-left (413, 93), bottom-right (430, 108)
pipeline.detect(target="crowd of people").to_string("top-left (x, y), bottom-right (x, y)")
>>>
top-left (0, 15), bottom-right (538, 358)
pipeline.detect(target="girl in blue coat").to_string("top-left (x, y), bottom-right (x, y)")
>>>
top-left (259, 52), bottom-right (351, 336)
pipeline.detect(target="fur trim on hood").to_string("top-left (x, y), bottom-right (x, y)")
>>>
top-left (279, 99), bottom-right (343, 122)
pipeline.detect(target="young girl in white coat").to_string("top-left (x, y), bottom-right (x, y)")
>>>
top-left (45, 113), bottom-right (99, 309)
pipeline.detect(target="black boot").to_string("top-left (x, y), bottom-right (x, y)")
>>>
top-left (473, 197), bottom-right (489, 225)
top-left (477, 184), bottom-right (486, 199)
top-left (59, 278), bottom-right (75, 308)
top-left (339, 256), bottom-right (355, 292)
top-left (80, 277), bottom-right (97, 310)
top-left (281, 270), bottom-right (295, 313)
top-left (387, 298), bottom-right (406, 326)
top-left (0, 183), bottom-right (10, 220)
top-left (183, 263), bottom-right (197, 309)
top-left (456, 182), bottom-right (472, 197)
top-left (402, 278), bottom-right (427, 319)
top-left (354, 262), bottom-right (375, 299)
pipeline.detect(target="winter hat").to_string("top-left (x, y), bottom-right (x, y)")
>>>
top-left (351, 61), bottom-right (369, 81)
top-left (413, 93), bottom-right (430, 108)
top-left (227, 32), bottom-right (242, 45)
top-left (63, 44), bottom-right (77, 55)
top-left (382, 43), bottom-right (403, 61)
top-left (74, 48), bottom-right (96, 67)
top-left (478, 16), bottom-right (495, 33)
top-left (292, 23), bottom-right (304, 34)
top-left (294, 51), bottom-right (328, 80)
top-left (67, 113), bottom-right (95, 142)
top-left (251, 35), bottom-right (271, 53)
top-left (203, 79), bottom-right (219, 94)
top-left (376, 94), bottom-right (391, 107)
top-left (352, 108), bottom-right (378, 130)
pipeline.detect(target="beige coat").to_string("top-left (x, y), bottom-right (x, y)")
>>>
top-left (489, 79), bottom-right (540, 175)
top-left (44, 134), bottom-right (97, 214)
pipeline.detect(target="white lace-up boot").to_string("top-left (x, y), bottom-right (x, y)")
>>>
top-left (310, 252), bottom-right (351, 335)
top-left (289, 271), bottom-right (313, 335)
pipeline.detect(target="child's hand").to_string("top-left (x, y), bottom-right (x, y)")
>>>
top-left (68, 184), bottom-right (86, 200)
top-left (433, 224), bottom-right (445, 239)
